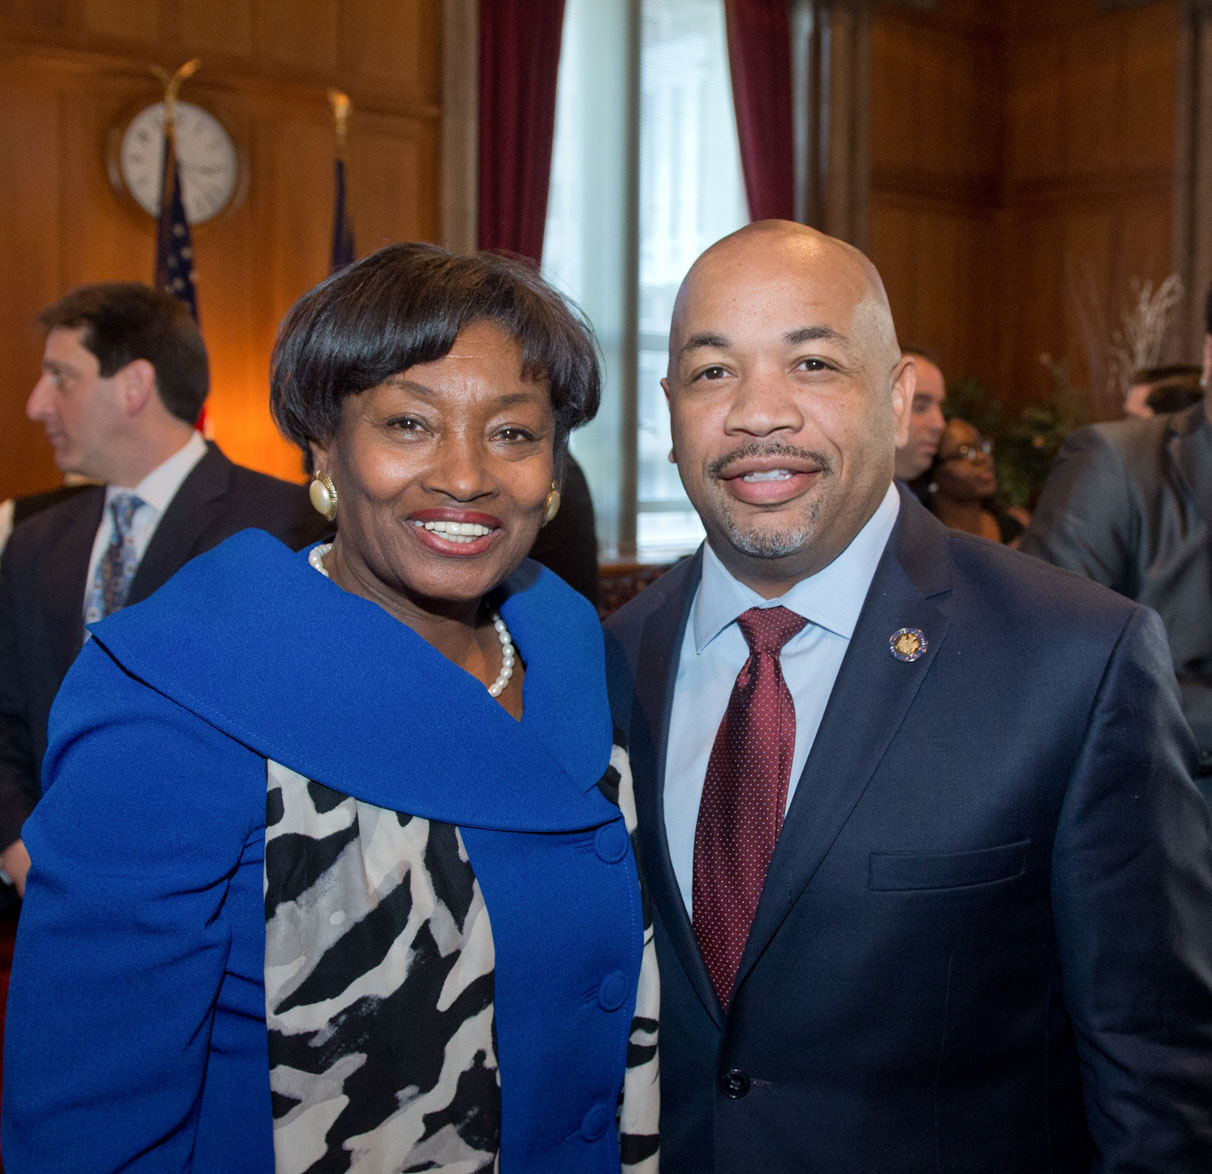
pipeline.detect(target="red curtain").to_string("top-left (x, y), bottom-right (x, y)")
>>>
top-left (478, 0), bottom-right (567, 261)
top-left (724, 0), bottom-right (795, 222)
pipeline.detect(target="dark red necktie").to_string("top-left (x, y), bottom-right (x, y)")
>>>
top-left (693, 605), bottom-right (807, 1009)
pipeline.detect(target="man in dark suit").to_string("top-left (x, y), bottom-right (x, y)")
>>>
top-left (605, 221), bottom-right (1212, 1172)
top-left (0, 283), bottom-right (327, 895)
top-left (1021, 331), bottom-right (1212, 796)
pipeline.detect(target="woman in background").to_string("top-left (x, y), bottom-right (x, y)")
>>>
top-left (3, 243), bottom-right (658, 1174)
top-left (925, 417), bottom-right (1029, 547)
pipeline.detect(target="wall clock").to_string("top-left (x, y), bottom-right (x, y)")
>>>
top-left (110, 100), bottom-right (240, 225)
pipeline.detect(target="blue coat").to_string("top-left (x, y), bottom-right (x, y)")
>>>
top-left (3, 531), bottom-right (643, 1173)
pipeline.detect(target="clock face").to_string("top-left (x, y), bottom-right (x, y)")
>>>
top-left (118, 100), bottom-right (239, 225)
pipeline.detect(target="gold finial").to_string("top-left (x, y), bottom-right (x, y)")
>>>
top-left (328, 89), bottom-right (351, 153)
top-left (151, 59), bottom-right (201, 129)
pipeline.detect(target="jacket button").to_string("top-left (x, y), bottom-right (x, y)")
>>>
top-left (580, 1102), bottom-right (612, 1141)
top-left (719, 1067), bottom-right (750, 1098)
top-left (598, 970), bottom-right (629, 1011)
top-left (594, 822), bottom-right (629, 863)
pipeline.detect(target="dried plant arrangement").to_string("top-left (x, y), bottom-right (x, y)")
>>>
top-left (1106, 274), bottom-right (1184, 407)
top-left (1067, 259), bottom-right (1184, 419)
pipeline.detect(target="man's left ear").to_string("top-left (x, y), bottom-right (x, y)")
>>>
top-left (890, 355), bottom-right (915, 448)
top-left (118, 359), bottom-right (157, 416)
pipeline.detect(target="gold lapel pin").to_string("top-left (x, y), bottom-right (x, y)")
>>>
top-left (889, 627), bottom-right (927, 662)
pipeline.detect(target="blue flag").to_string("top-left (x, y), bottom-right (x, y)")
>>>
top-left (331, 156), bottom-right (355, 273)
top-left (154, 122), bottom-right (200, 322)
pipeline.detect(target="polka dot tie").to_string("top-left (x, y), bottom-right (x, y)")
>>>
top-left (693, 605), bottom-right (807, 1009)
top-left (98, 493), bottom-right (143, 618)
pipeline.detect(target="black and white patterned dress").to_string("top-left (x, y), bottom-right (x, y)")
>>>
top-left (264, 742), bottom-right (659, 1174)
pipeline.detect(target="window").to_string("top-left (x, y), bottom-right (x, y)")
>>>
top-left (544, 0), bottom-right (748, 560)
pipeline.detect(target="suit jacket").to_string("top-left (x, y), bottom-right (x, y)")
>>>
top-left (1020, 403), bottom-right (1212, 782)
top-left (605, 490), bottom-right (1212, 1173)
top-left (11, 485), bottom-right (91, 526)
top-left (0, 442), bottom-right (329, 849)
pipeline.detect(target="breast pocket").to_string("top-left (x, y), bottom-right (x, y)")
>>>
top-left (868, 839), bottom-right (1030, 891)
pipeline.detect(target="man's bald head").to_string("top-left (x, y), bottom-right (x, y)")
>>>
top-left (660, 219), bottom-right (914, 596)
top-left (668, 220), bottom-right (903, 379)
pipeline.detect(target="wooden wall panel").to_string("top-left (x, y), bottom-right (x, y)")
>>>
top-left (1000, 1), bottom-right (1178, 409)
top-left (870, 15), bottom-right (1001, 190)
top-left (1059, 25), bottom-right (1123, 179)
top-left (869, 197), bottom-right (996, 392)
top-left (0, 0), bottom-right (448, 499)
top-left (82, 0), bottom-right (161, 44)
top-left (0, 72), bottom-right (65, 495)
top-left (868, 5), bottom-right (1000, 389)
top-left (343, 0), bottom-right (441, 104)
top-left (179, 1), bottom-right (254, 57)
top-left (350, 115), bottom-right (440, 249)
top-left (256, 0), bottom-right (340, 74)
top-left (1004, 36), bottom-right (1064, 183)
top-left (871, 0), bottom-right (1180, 416)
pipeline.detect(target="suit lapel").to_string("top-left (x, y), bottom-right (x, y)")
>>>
top-left (1166, 408), bottom-right (1212, 524)
top-left (626, 550), bottom-right (726, 1025)
top-left (129, 444), bottom-right (228, 604)
top-left (47, 488), bottom-right (105, 666)
top-left (735, 496), bottom-right (954, 991)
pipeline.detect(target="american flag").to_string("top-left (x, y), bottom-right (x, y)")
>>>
top-left (154, 116), bottom-right (200, 322)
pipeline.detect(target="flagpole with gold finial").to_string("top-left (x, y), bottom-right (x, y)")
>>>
top-left (151, 58), bottom-right (200, 139)
top-left (151, 59), bottom-right (203, 326)
top-left (329, 88), bottom-right (351, 155)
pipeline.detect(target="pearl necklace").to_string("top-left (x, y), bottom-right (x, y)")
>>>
top-left (308, 543), bottom-right (516, 697)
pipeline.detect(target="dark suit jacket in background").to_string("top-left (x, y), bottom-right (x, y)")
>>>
top-left (11, 484), bottom-right (91, 526)
top-left (1020, 402), bottom-right (1212, 785)
top-left (0, 443), bottom-right (329, 849)
top-left (605, 490), bottom-right (1212, 1173)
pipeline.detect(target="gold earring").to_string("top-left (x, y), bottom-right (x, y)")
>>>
top-left (542, 481), bottom-right (561, 525)
top-left (309, 470), bottom-right (338, 522)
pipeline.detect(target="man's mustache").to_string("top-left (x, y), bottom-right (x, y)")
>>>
top-left (707, 443), bottom-right (833, 479)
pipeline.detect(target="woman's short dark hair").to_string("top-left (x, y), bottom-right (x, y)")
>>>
top-left (37, 282), bottom-right (208, 424)
top-left (270, 243), bottom-right (601, 472)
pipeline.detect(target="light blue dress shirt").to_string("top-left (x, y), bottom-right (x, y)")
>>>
top-left (664, 482), bottom-right (901, 915)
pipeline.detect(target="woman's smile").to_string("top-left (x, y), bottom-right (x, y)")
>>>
top-left (409, 508), bottom-right (503, 554)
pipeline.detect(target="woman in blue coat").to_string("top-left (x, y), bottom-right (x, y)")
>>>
top-left (3, 244), bottom-right (659, 1173)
